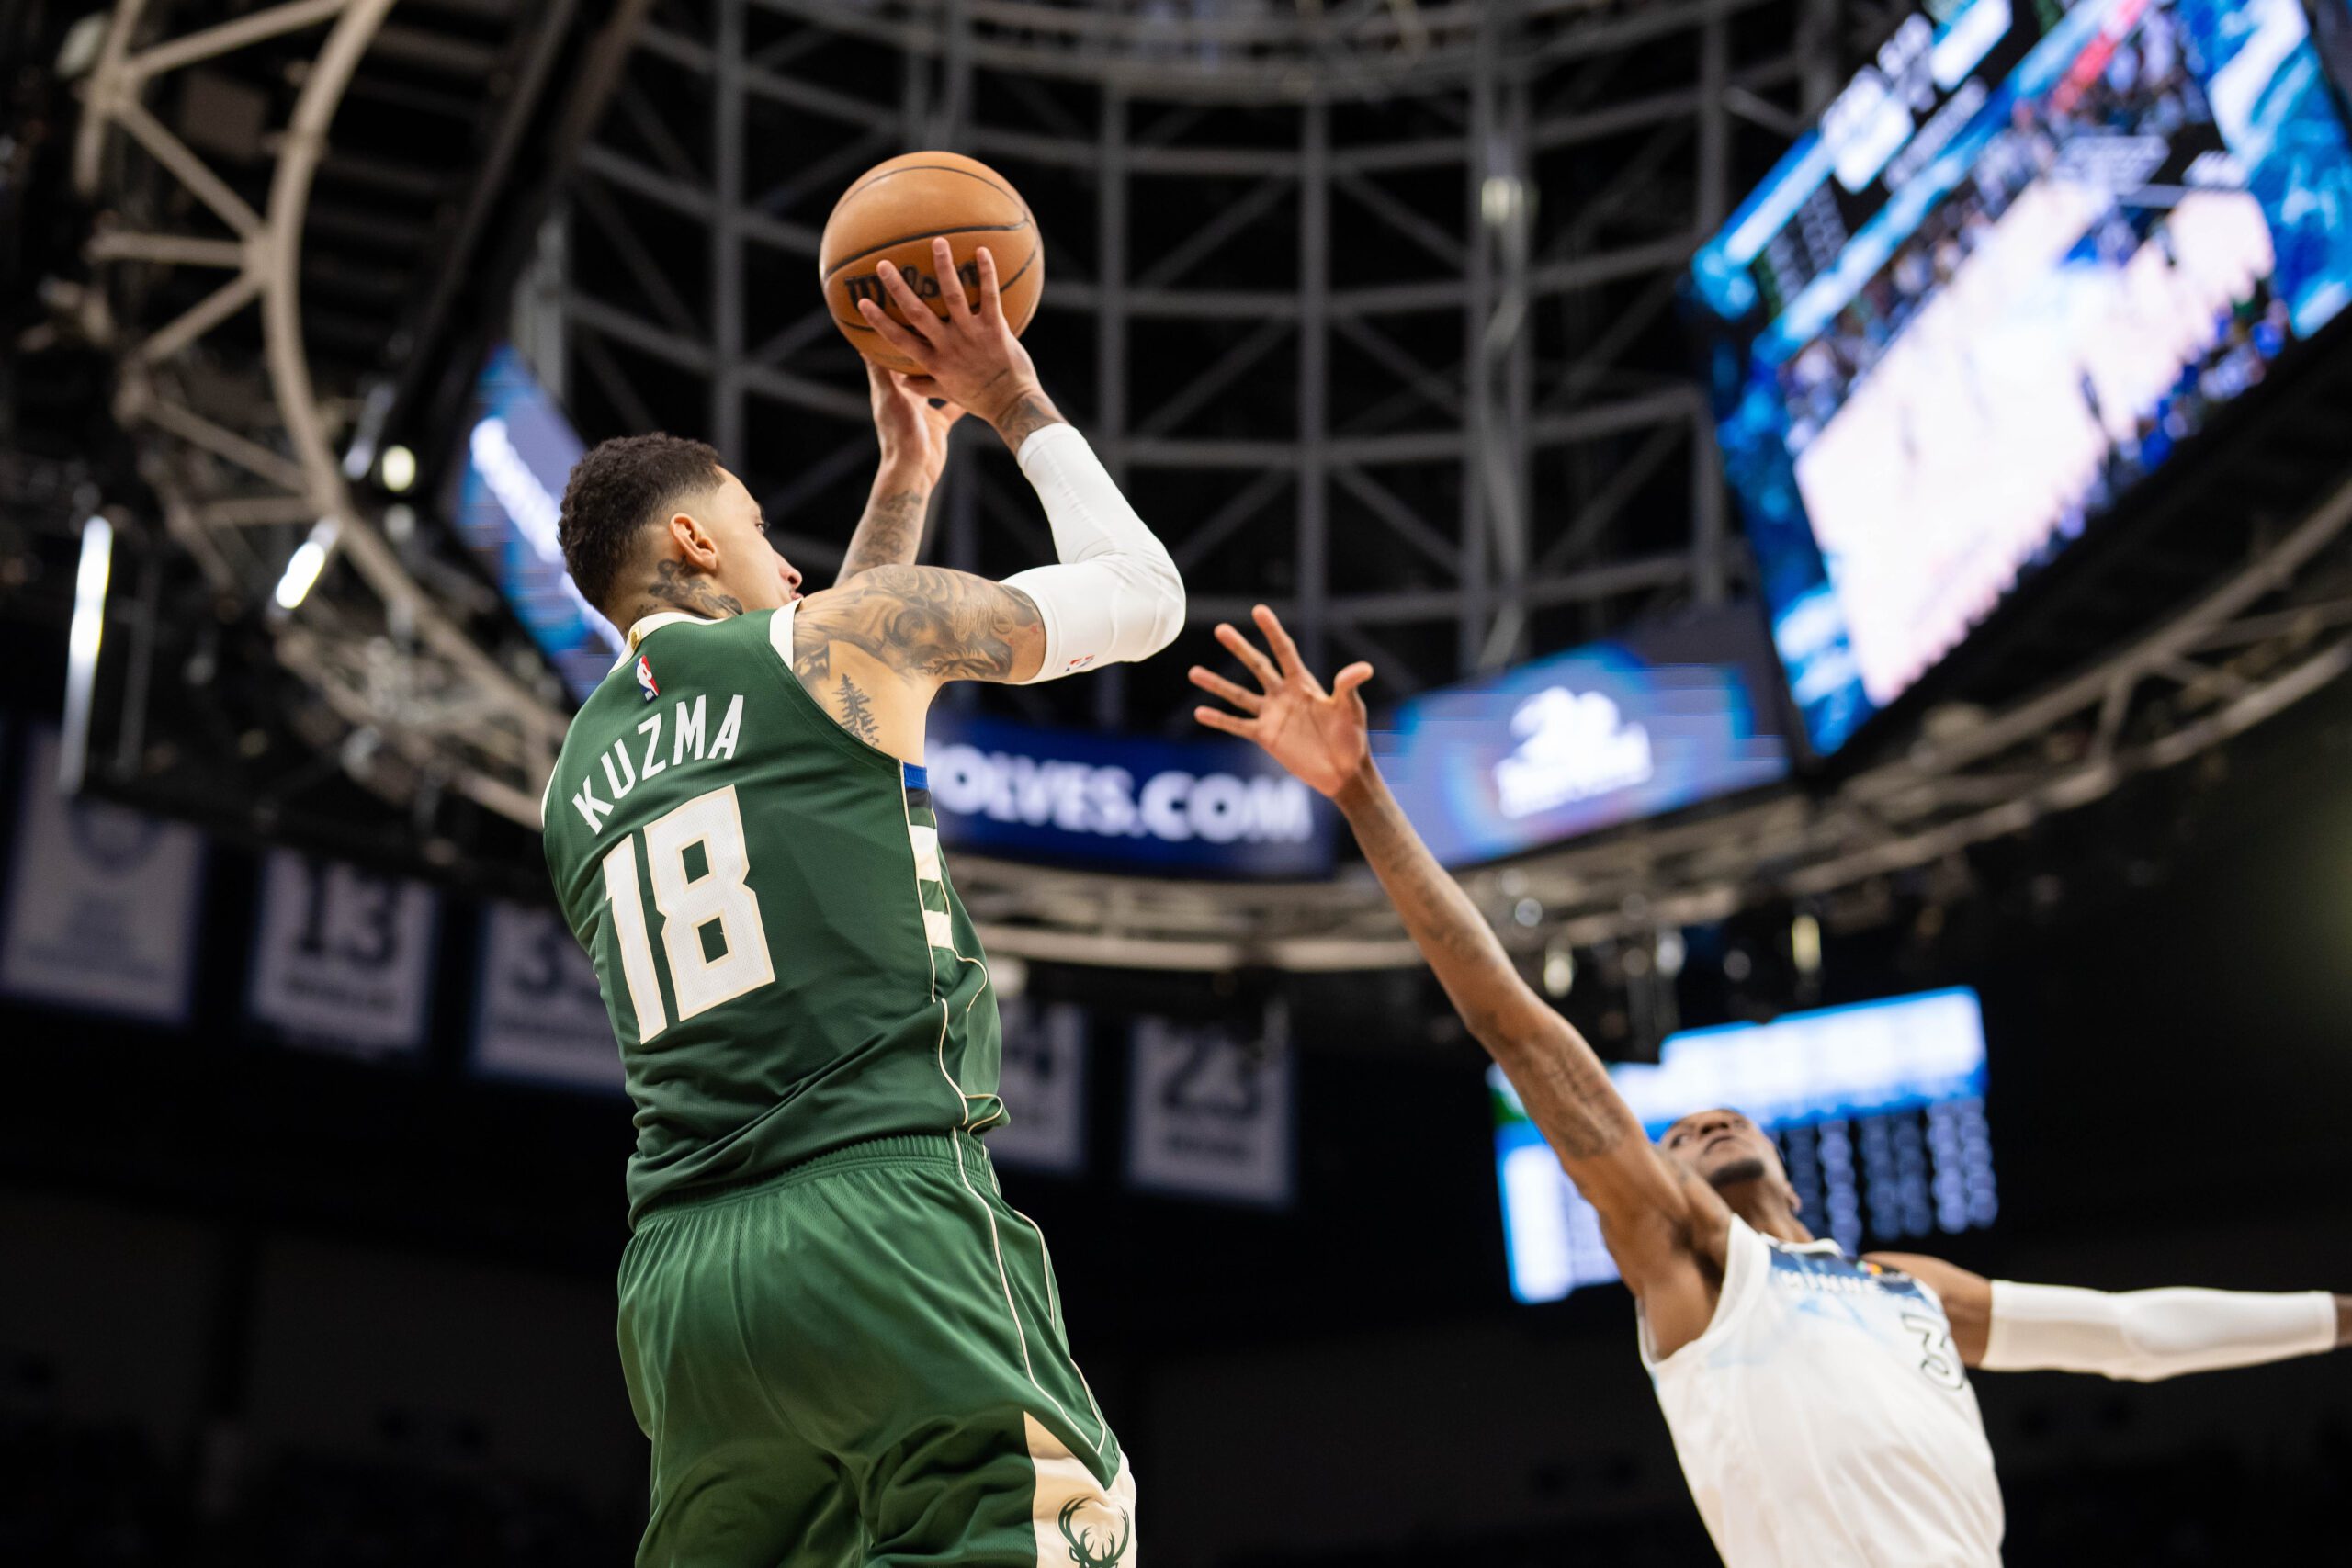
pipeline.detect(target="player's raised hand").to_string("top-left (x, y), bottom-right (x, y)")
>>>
top-left (1191, 604), bottom-right (1375, 799)
top-left (865, 360), bottom-right (966, 488)
top-left (855, 239), bottom-right (1044, 434)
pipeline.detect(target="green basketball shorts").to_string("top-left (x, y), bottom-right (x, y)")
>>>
top-left (616, 1134), bottom-right (1135, 1568)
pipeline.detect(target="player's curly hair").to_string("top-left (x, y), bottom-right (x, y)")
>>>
top-left (558, 433), bottom-right (724, 619)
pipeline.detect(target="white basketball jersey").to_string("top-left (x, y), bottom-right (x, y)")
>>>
top-left (1638, 1216), bottom-right (2003, 1568)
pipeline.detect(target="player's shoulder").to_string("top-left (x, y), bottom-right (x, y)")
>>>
top-left (794, 566), bottom-right (945, 626)
top-left (620, 608), bottom-right (786, 682)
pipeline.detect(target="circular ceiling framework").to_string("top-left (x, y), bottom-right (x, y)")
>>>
top-left (68, 0), bottom-right (2352, 970)
top-left (75, 0), bottom-right (569, 828)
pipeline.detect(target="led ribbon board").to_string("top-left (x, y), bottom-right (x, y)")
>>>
top-left (922, 710), bottom-right (1336, 878)
top-left (1692, 0), bottom-right (2352, 754)
top-left (1495, 987), bottom-right (1996, 1303)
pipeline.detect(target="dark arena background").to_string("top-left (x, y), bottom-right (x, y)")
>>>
top-left (6, 0), bottom-right (2352, 1563)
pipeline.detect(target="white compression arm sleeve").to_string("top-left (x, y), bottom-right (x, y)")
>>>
top-left (1001, 423), bottom-right (1185, 682)
top-left (1982, 1280), bottom-right (2336, 1382)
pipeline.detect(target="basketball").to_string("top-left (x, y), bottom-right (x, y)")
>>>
top-left (819, 151), bottom-right (1044, 374)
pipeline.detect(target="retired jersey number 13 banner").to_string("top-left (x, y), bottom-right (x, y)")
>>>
top-left (249, 850), bottom-right (439, 1057)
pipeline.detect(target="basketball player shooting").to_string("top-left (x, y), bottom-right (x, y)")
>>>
top-left (1193, 606), bottom-right (2349, 1568)
top-left (544, 242), bottom-right (1172, 1567)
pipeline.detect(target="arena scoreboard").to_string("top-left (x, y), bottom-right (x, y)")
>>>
top-left (1494, 988), bottom-right (1998, 1303)
top-left (1693, 0), bottom-right (2352, 755)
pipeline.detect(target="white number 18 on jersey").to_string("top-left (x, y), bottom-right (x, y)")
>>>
top-left (600, 784), bottom-right (775, 1043)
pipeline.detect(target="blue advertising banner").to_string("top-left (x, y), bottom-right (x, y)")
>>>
top-left (922, 710), bottom-right (1334, 878)
top-left (452, 344), bottom-right (624, 702)
top-left (1374, 606), bottom-right (1791, 867)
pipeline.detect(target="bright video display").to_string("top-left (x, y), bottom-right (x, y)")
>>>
top-left (451, 344), bottom-right (625, 703)
top-left (1691, 0), bottom-right (2352, 755)
top-left (1374, 606), bottom-right (1791, 867)
top-left (1494, 987), bottom-right (1997, 1303)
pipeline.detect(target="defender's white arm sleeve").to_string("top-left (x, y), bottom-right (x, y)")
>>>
top-left (1001, 423), bottom-right (1185, 682)
top-left (1982, 1281), bottom-right (2336, 1382)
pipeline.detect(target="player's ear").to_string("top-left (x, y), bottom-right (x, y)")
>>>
top-left (668, 509), bottom-right (720, 570)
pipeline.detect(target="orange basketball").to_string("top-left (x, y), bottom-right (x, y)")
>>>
top-left (819, 152), bottom-right (1044, 374)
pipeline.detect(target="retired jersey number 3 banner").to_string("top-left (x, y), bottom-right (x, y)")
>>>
top-left (472, 900), bottom-right (623, 1092)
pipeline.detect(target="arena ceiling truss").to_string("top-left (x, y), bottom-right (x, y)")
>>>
top-left (63, 0), bottom-right (2352, 969)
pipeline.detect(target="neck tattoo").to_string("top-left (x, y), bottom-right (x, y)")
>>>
top-left (625, 558), bottom-right (745, 627)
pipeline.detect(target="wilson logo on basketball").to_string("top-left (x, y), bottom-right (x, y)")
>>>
top-left (842, 260), bottom-right (981, 308)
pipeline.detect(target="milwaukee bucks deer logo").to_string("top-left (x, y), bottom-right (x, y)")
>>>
top-left (1057, 1496), bottom-right (1131, 1567)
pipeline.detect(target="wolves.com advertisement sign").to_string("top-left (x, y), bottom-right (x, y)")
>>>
top-left (922, 711), bottom-right (1334, 879)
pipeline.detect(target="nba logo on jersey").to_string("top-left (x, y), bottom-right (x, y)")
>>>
top-left (636, 655), bottom-right (660, 702)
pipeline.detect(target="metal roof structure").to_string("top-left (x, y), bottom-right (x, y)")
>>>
top-left (51, 0), bottom-right (2352, 969)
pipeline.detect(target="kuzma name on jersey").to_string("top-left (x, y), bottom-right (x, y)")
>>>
top-left (569, 692), bottom-right (748, 834)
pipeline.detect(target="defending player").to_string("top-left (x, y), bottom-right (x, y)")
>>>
top-left (1193, 606), bottom-right (2349, 1568)
top-left (545, 243), bottom-right (1173, 1567)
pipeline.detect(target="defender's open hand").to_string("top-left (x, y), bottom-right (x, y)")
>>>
top-left (855, 240), bottom-right (1043, 434)
top-left (1190, 604), bottom-right (1375, 800)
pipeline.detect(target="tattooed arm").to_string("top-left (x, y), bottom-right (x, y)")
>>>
top-left (786, 564), bottom-right (1045, 761)
top-left (837, 362), bottom-right (967, 584)
top-left (794, 565), bottom-right (1044, 687)
top-left (1336, 744), bottom-right (1728, 1311)
top-left (1190, 607), bottom-right (1731, 1332)
top-left (834, 469), bottom-right (932, 584)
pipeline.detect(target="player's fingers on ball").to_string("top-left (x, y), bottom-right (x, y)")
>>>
top-left (1188, 665), bottom-right (1263, 714)
top-left (975, 244), bottom-right (1003, 322)
top-left (857, 298), bottom-right (931, 362)
top-left (1193, 705), bottom-right (1255, 738)
top-left (1214, 621), bottom-right (1281, 687)
top-left (1252, 604), bottom-right (1308, 681)
top-left (876, 261), bottom-right (943, 342)
top-left (933, 237), bottom-right (970, 315)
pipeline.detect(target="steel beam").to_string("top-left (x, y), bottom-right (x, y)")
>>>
top-left (1297, 98), bottom-right (1330, 671)
top-left (712, 0), bottom-right (746, 457)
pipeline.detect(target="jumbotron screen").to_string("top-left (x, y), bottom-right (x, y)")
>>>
top-left (451, 344), bottom-right (625, 703)
top-left (1691, 0), bottom-right (2352, 755)
top-left (1494, 988), bottom-right (1997, 1303)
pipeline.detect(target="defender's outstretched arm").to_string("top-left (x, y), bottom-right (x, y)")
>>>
top-left (1191, 607), bottom-right (1727, 1310)
top-left (1871, 1252), bottom-right (2347, 1377)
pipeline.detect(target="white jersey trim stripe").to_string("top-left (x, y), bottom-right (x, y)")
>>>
top-left (910, 822), bottom-right (944, 882)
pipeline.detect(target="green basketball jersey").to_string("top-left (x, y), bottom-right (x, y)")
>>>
top-left (541, 607), bottom-right (1003, 1225)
